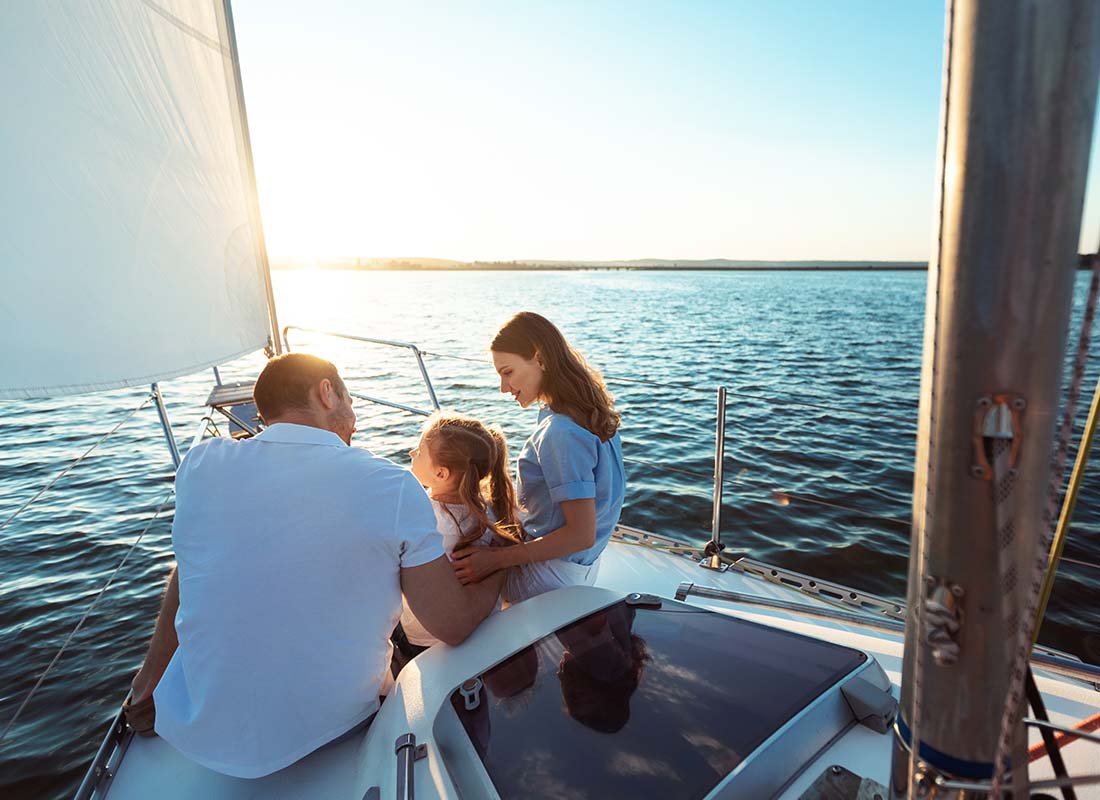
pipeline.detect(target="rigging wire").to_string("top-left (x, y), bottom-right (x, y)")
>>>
top-left (1059, 554), bottom-right (1100, 571)
top-left (623, 454), bottom-right (912, 528)
top-left (0, 393), bottom-right (155, 535)
top-left (420, 348), bottom-right (917, 423)
top-left (0, 489), bottom-right (176, 749)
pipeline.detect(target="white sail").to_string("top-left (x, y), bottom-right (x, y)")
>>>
top-left (0, 0), bottom-right (275, 399)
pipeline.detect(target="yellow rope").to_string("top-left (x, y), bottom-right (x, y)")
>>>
top-left (1034, 372), bottom-right (1100, 643)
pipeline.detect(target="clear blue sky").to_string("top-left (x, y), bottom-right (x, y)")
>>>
top-left (232, 0), bottom-right (1100, 262)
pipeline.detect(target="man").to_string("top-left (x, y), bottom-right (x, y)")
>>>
top-left (125, 353), bottom-right (502, 779)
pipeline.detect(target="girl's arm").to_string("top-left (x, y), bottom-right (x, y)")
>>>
top-left (452, 498), bottom-right (596, 584)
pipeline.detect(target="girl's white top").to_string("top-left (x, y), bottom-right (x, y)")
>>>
top-left (399, 500), bottom-right (495, 647)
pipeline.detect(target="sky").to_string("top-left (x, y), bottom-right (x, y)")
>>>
top-left (232, 0), bottom-right (1100, 263)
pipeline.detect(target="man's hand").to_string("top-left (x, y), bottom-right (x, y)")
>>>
top-left (451, 545), bottom-right (505, 585)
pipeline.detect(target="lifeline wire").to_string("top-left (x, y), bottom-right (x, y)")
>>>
top-left (420, 348), bottom-right (916, 423)
top-left (0, 393), bottom-right (155, 534)
top-left (0, 488), bottom-right (176, 749)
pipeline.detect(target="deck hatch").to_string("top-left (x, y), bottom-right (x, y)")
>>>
top-left (438, 598), bottom-right (868, 799)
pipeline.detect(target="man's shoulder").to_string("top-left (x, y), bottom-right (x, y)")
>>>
top-left (176, 436), bottom-right (235, 474)
top-left (338, 445), bottom-right (408, 476)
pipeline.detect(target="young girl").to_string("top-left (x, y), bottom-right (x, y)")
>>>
top-left (451, 312), bottom-right (625, 604)
top-left (397, 411), bottom-right (521, 655)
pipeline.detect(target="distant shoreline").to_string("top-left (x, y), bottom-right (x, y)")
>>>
top-left (270, 255), bottom-right (1097, 272)
top-left (273, 264), bottom-right (930, 272)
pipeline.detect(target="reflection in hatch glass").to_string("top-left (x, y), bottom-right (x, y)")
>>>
top-left (447, 599), bottom-right (866, 799)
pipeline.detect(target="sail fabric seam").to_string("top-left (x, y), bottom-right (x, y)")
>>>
top-left (0, 488), bottom-right (176, 748)
top-left (0, 393), bottom-right (154, 533)
top-left (990, 258), bottom-right (1100, 794)
top-left (135, 0), bottom-right (230, 56)
top-left (0, 345), bottom-right (263, 401)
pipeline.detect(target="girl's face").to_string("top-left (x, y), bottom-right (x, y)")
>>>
top-left (409, 434), bottom-right (452, 494)
top-left (492, 350), bottom-right (544, 408)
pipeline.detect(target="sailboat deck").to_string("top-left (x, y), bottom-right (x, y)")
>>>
top-left (94, 539), bottom-right (1100, 799)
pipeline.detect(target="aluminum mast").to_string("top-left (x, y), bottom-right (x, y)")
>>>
top-left (891, 1), bottom-right (1100, 796)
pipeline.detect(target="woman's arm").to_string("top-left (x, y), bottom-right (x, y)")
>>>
top-left (452, 498), bottom-right (596, 584)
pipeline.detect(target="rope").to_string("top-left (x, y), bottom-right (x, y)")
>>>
top-left (0, 393), bottom-right (155, 534)
top-left (0, 489), bottom-right (176, 748)
top-left (992, 438), bottom-right (1021, 639)
top-left (991, 258), bottom-right (1100, 795)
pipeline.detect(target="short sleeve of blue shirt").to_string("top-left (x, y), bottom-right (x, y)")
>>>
top-left (518, 407), bottom-right (625, 566)
top-left (538, 422), bottom-right (599, 504)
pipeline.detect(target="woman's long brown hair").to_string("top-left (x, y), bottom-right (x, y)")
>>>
top-left (491, 312), bottom-right (621, 442)
top-left (421, 412), bottom-right (523, 548)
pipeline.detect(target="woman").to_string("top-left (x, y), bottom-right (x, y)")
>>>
top-left (452, 311), bottom-right (625, 603)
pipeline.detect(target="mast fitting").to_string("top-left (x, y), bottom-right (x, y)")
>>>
top-left (923, 577), bottom-right (964, 666)
top-left (971, 393), bottom-right (1025, 479)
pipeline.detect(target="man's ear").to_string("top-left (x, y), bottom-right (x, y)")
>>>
top-left (317, 378), bottom-right (338, 410)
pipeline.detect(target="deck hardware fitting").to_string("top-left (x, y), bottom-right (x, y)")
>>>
top-left (797, 763), bottom-right (888, 800)
top-left (459, 678), bottom-right (483, 711)
top-left (971, 393), bottom-right (1025, 480)
top-left (395, 733), bottom-right (421, 800)
top-left (625, 592), bottom-right (662, 608)
top-left (922, 577), bottom-right (963, 666)
top-left (841, 676), bottom-right (899, 734)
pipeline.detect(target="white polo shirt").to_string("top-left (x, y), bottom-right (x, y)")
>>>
top-left (153, 423), bottom-right (444, 778)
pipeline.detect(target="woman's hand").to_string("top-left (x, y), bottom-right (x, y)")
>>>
top-left (451, 545), bottom-right (504, 585)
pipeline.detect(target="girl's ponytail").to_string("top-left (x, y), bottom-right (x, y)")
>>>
top-left (485, 425), bottom-right (524, 544)
top-left (455, 463), bottom-right (495, 550)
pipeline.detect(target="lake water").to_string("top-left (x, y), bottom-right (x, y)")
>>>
top-left (2, 269), bottom-right (1099, 798)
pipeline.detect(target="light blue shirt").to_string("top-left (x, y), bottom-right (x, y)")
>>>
top-left (517, 406), bottom-right (625, 566)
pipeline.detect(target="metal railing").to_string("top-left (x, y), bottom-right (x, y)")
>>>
top-left (276, 331), bottom-right (1100, 584)
top-left (703, 387), bottom-right (728, 570)
top-left (283, 325), bottom-right (441, 416)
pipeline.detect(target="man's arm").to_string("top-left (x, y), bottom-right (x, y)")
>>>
top-left (402, 556), bottom-right (504, 646)
top-left (131, 566), bottom-right (180, 702)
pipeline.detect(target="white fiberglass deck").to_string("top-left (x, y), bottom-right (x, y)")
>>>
top-left (97, 539), bottom-right (1100, 800)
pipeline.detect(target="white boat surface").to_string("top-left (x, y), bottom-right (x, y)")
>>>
top-left (83, 529), bottom-right (1100, 799)
top-left (3, 1), bottom-right (1100, 798)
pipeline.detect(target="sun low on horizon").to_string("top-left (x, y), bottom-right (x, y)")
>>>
top-left (233, 0), bottom-right (1100, 265)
